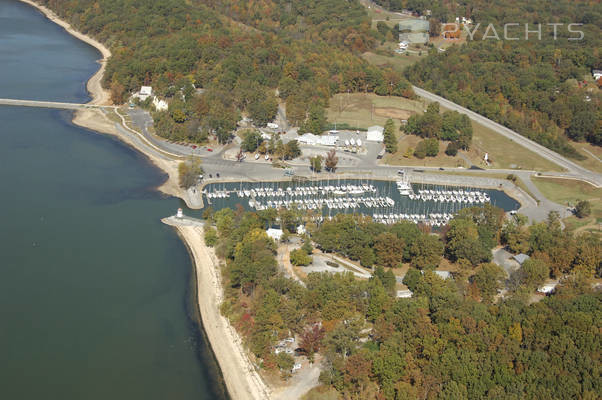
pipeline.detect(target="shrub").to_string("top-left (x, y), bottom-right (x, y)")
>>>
top-left (445, 142), bottom-right (458, 156)
top-left (575, 200), bottom-right (591, 218)
top-left (204, 226), bottom-right (218, 247)
top-left (290, 248), bottom-right (312, 266)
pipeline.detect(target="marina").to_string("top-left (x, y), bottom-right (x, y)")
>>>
top-left (200, 178), bottom-right (520, 226)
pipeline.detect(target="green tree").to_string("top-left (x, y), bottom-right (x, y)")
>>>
top-left (204, 226), bottom-right (218, 247)
top-left (373, 266), bottom-right (397, 295)
top-left (248, 95), bottom-right (278, 127)
top-left (521, 258), bottom-right (549, 290)
top-left (446, 218), bottom-right (491, 266)
top-left (575, 200), bottom-right (591, 218)
top-left (283, 140), bottom-right (301, 160)
top-left (301, 104), bottom-right (327, 134)
top-left (472, 263), bottom-right (505, 303)
top-left (290, 248), bottom-right (312, 266)
top-left (310, 155), bottom-right (323, 172)
top-left (241, 129), bottom-right (263, 152)
top-left (374, 232), bottom-right (404, 268)
top-left (383, 119), bottom-right (398, 153)
top-left (445, 141), bottom-right (458, 156)
top-left (178, 157), bottom-right (203, 188)
top-left (409, 234), bottom-right (443, 269)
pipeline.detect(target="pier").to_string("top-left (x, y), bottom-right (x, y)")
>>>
top-left (0, 98), bottom-right (112, 110)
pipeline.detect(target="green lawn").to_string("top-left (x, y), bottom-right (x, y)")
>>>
top-left (362, 51), bottom-right (424, 72)
top-left (470, 121), bottom-right (564, 172)
top-left (327, 92), bottom-right (424, 132)
top-left (533, 177), bottom-right (602, 234)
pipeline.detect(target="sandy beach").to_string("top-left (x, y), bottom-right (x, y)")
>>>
top-left (171, 222), bottom-right (271, 400)
top-left (17, 1), bottom-right (194, 207)
top-left (17, 2), bottom-right (267, 399)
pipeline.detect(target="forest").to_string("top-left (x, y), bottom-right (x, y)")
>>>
top-left (203, 204), bottom-right (601, 399)
top-left (38, 0), bottom-right (414, 143)
top-left (381, 0), bottom-right (601, 155)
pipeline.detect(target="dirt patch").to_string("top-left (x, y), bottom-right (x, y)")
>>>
top-left (374, 107), bottom-right (413, 120)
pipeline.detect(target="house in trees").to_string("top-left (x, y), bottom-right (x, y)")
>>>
top-left (396, 289), bottom-right (413, 298)
top-left (513, 253), bottom-right (530, 265)
top-left (366, 126), bottom-right (384, 142)
top-left (133, 86), bottom-right (153, 101)
top-left (434, 270), bottom-right (452, 280)
top-left (592, 69), bottom-right (602, 81)
top-left (537, 281), bottom-right (558, 294)
top-left (152, 97), bottom-right (168, 111)
top-left (266, 228), bottom-right (283, 242)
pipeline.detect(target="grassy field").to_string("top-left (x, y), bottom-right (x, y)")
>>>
top-left (573, 141), bottom-right (602, 174)
top-left (362, 50), bottom-right (425, 72)
top-left (384, 135), bottom-right (469, 167)
top-left (328, 93), bottom-right (565, 172)
top-left (470, 120), bottom-right (564, 172)
top-left (327, 92), bottom-right (425, 132)
top-left (532, 177), bottom-right (602, 234)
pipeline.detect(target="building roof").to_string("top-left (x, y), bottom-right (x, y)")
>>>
top-left (396, 289), bottom-right (413, 298)
top-left (367, 126), bottom-right (384, 142)
top-left (266, 228), bottom-right (283, 241)
top-left (513, 253), bottom-right (530, 265)
top-left (435, 270), bottom-right (452, 280)
top-left (297, 133), bottom-right (338, 146)
top-left (140, 86), bottom-right (152, 95)
top-left (537, 282), bottom-right (558, 294)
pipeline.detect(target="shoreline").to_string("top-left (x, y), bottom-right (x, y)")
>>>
top-left (17, 0), bottom-right (193, 208)
top-left (17, 2), bottom-right (261, 399)
top-left (166, 220), bottom-right (271, 400)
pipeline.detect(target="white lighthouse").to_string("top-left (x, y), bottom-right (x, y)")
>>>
top-left (176, 208), bottom-right (183, 218)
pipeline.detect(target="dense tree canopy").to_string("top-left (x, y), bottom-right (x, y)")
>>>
top-left (206, 203), bottom-right (600, 399)
top-left (401, 0), bottom-right (602, 154)
top-left (40, 0), bottom-right (414, 144)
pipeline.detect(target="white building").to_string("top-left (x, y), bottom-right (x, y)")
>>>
top-left (266, 228), bottom-right (283, 242)
top-left (434, 271), bottom-right (452, 280)
top-left (133, 86), bottom-right (153, 101)
top-left (537, 282), bottom-right (558, 294)
top-left (593, 69), bottom-right (602, 81)
top-left (297, 133), bottom-right (338, 147)
top-left (366, 125), bottom-right (384, 142)
top-left (396, 289), bottom-right (413, 298)
top-left (297, 225), bottom-right (306, 235)
top-left (152, 97), bottom-right (168, 111)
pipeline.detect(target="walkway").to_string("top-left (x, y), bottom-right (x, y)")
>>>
top-left (0, 98), bottom-right (112, 110)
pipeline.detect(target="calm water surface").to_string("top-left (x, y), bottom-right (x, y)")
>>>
top-left (0, 1), bottom-right (227, 399)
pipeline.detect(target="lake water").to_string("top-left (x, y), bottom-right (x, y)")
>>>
top-left (0, 1), bottom-right (227, 399)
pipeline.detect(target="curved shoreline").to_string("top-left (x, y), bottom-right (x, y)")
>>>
top-left (16, 2), bottom-right (262, 400)
top-left (18, 0), bottom-right (111, 106)
top-left (168, 222), bottom-right (272, 400)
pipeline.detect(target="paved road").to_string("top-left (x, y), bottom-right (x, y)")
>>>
top-left (120, 107), bottom-right (571, 222)
top-left (0, 98), bottom-right (111, 110)
top-left (412, 86), bottom-right (602, 187)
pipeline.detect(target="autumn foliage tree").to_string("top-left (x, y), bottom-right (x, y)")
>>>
top-left (300, 324), bottom-right (325, 362)
top-left (324, 149), bottom-right (339, 172)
